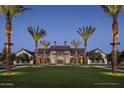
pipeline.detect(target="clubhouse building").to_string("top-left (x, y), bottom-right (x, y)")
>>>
top-left (14, 41), bottom-right (107, 65)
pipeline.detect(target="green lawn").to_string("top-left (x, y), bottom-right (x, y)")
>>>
top-left (0, 65), bottom-right (5, 69)
top-left (0, 66), bottom-right (124, 88)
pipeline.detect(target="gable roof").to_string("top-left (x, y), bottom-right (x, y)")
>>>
top-left (16, 48), bottom-right (34, 56)
top-left (89, 48), bottom-right (107, 55)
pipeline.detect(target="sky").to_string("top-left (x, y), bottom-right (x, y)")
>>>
top-left (0, 5), bottom-right (124, 53)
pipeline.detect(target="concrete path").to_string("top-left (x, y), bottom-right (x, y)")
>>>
top-left (1, 65), bottom-right (124, 73)
top-left (0, 66), bottom-right (29, 72)
top-left (92, 65), bottom-right (124, 73)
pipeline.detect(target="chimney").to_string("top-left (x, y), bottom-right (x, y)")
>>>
top-left (64, 41), bottom-right (67, 46)
top-left (54, 41), bottom-right (56, 46)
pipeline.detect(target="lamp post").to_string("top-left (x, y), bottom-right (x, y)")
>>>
top-left (110, 42), bottom-right (120, 46)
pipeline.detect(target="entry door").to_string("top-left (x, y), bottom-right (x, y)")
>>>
top-left (57, 52), bottom-right (64, 64)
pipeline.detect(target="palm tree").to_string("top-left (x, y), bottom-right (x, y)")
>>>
top-left (101, 5), bottom-right (124, 73)
top-left (71, 40), bottom-right (81, 64)
top-left (0, 5), bottom-right (30, 72)
top-left (40, 40), bottom-right (50, 64)
top-left (77, 25), bottom-right (95, 64)
top-left (27, 26), bottom-right (46, 65)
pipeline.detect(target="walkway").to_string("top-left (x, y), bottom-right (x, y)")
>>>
top-left (92, 65), bottom-right (124, 73)
top-left (0, 66), bottom-right (29, 72)
top-left (0, 65), bottom-right (124, 73)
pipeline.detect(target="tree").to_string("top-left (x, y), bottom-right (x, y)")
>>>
top-left (0, 53), bottom-right (4, 61)
top-left (20, 53), bottom-right (30, 63)
top-left (16, 53), bottom-right (31, 64)
top-left (0, 5), bottom-right (30, 72)
top-left (10, 53), bottom-right (16, 65)
top-left (40, 40), bottom-right (50, 64)
top-left (27, 26), bottom-right (46, 65)
top-left (0, 47), bottom-right (6, 61)
top-left (71, 40), bottom-right (81, 64)
top-left (107, 51), bottom-right (124, 65)
top-left (77, 25), bottom-right (95, 64)
top-left (89, 52), bottom-right (103, 63)
top-left (101, 5), bottom-right (124, 73)
top-left (118, 51), bottom-right (124, 64)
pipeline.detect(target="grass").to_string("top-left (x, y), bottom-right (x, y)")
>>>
top-left (0, 65), bottom-right (124, 88)
top-left (117, 67), bottom-right (124, 70)
top-left (0, 65), bottom-right (5, 69)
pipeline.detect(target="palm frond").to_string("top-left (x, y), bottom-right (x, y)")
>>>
top-left (101, 5), bottom-right (124, 19)
top-left (27, 26), bottom-right (46, 44)
top-left (71, 39), bottom-right (81, 48)
top-left (0, 5), bottom-right (30, 20)
top-left (40, 40), bottom-right (50, 49)
top-left (77, 25), bottom-right (96, 41)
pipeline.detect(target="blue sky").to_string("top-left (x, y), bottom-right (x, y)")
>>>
top-left (0, 5), bottom-right (124, 53)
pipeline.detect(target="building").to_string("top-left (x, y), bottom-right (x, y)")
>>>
top-left (88, 48), bottom-right (107, 64)
top-left (38, 41), bottom-right (84, 64)
top-left (14, 48), bottom-right (34, 65)
top-left (14, 41), bottom-right (108, 65)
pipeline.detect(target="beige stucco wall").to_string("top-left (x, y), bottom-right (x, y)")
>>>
top-left (50, 51), bottom-right (56, 64)
top-left (64, 51), bottom-right (70, 64)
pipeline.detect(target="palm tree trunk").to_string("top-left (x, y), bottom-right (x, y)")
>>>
top-left (43, 50), bottom-right (46, 64)
top-left (5, 18), bottom-right (12, 72)
top-left (84, 40), bottom-right (87, 64)
top-left (73, 54), bottom-right (75, 64)
top-left (35, 42), bottom-right (38, 65)
top-left (40, 54), bottom-right (42, 64)
top-left (75, 49), bottom-right (78, 64)
top-left (111, 18), bottom-right (118, 73)
top-left (46, 54), bottom-right (47, 64)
